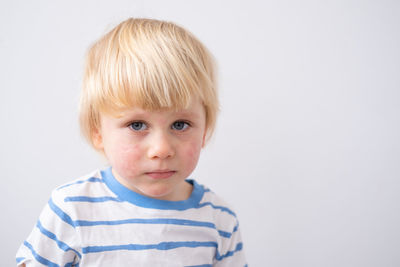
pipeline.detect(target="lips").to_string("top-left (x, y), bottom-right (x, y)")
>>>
top-left (145, 170), bottom-right (176, 179)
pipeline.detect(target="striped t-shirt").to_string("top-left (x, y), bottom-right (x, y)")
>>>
top-left (16, 167), bottom-right (246, 266)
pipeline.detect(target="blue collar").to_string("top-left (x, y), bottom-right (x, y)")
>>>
top-left (101, 167), bottom-right (204, 210)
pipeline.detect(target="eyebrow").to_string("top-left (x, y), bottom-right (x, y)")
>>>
top-left (173, 110), bottom-right (200, 118)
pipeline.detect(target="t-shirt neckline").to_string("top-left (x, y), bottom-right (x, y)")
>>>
top-left (101, 167), bottom-right (204, 210)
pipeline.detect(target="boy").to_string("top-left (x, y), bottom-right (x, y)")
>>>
top-left (16, 18), bottom-right (246, 266)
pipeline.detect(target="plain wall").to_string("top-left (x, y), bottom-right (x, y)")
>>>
top-left (1, 0), bottom-right (400, 266)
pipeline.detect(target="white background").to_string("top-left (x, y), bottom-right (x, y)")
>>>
top-left (1, 1), bottom-right (400, 266)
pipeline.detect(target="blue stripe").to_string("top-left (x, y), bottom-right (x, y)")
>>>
top-left (217, 230), bottom-right (232, 238)
top-left (64, 195), bottom-right (237, 219)
top-left (63, 196), bottom-right (238, 222)
top-left (198, 202), bottom-right (237, 217)
top-left (57, 177), bottom-right (103, 190)
top-left (233, 222), bottom-right (239, 233)
top-left (64, 196), bottom-right (122, 203)
top-left (76, 218), bottom-right (231, 238)
top-left (75, 218), bottom-right (214, 227)
top-left (49, 198), bottom-right (233, 238)
top-left (185, 265), bottom-right (212, 267)
top-left (16, 257), bottom-right (25, 264)
top-left (36, 220), bottom-right (82, 258)
top-left (82, 241), bottom-right (217, 253)
top-left (24, 240), bottom-right (60, 267)
top-left (48, 198), bottom-right (75, 227)
top-left (215, 242), bottom-right (243, 261)
top-left (75, 217), bottom-right (231, 238)
top-left (64, 261), bottom-right (79, 267)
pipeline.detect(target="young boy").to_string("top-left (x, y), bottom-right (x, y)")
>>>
top-left (16, 18), bottom-right (246, 266)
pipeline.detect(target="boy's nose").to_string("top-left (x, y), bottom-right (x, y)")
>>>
top-left (146, 132), bottom-right (175, 159)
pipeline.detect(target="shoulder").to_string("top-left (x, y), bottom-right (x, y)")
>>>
top-left (55, 169), bottom-right (105, 194)
top-left (52, 169), bottom-right (111, 199)
top-left (197, 182), bottom-right (238, 217)
top-left (48, 169), bottom-right (114, 220)
top-left (195, 181), bottom-right (239, 231)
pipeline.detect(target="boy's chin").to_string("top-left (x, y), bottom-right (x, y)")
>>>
top-left (139, 182), bottom-right (191, 201)
top-left (141, 188), bottom-right (177, 201)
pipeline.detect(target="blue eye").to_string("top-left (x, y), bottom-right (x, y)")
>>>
top-left (129, 121), bottom-right (147, 131)
top-left (172, 121), bottom-right (189, 131)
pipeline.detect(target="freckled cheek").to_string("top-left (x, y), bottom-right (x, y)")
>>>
top-left (181, 141), bottom-right (203, 169)
top-left (109, 142), bottom-right (143, 176)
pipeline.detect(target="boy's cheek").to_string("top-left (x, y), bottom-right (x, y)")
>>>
top-left (182, 141), bottom-right (203, 164)
top-left (120, 143), bottom-right (141, 156)
top-left (109, 144), bottom-right (143, 169)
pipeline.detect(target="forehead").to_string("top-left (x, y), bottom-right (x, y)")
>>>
top-left (105, 97), bottom-right (205, 120)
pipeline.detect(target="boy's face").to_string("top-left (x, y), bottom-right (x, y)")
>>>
top-left (93, 97), bottom-right (207, 201)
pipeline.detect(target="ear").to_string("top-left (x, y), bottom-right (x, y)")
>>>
top-left (92, 128), bottom-right (104, 150)
top-left (201, 129), bottom-right (208, 148)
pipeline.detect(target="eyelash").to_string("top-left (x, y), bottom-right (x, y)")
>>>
top-left (129, 121), bottom-right (147, 131)
top-left (128, 120), bottom-right (191, 132)
top-left (171, 121), bottom-right (190, 131)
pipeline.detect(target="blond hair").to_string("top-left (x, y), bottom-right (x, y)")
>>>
top-left (79, 18), bottom-right (218, 148)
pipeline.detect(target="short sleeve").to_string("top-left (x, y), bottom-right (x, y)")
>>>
top-left (213, 218), bottom-right (247, 267)
top-left (16, 189), bottom-right (81, 266)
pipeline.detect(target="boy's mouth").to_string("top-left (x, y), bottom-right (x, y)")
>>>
top-left (145, 170), bottom-right (176, 179)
